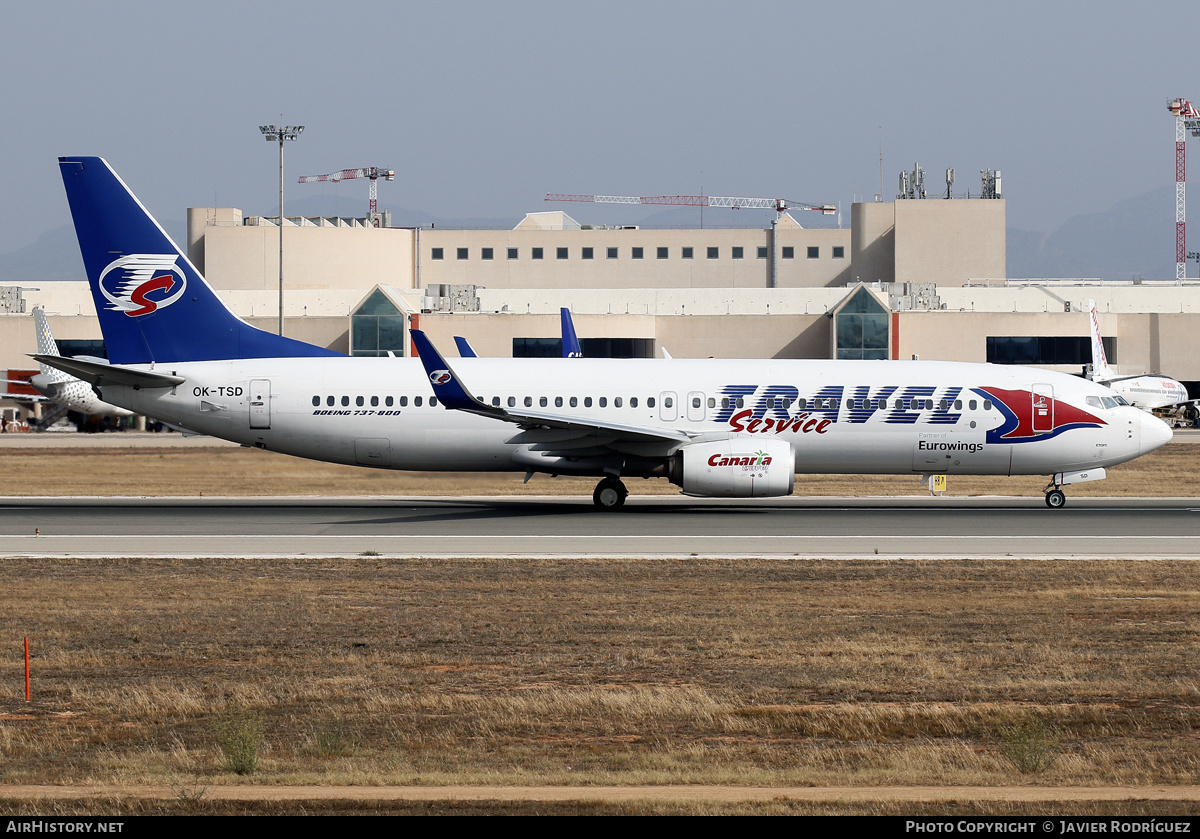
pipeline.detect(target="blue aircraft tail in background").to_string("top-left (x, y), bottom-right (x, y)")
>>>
top-left (561, 307), bottom-right (582, 358)
top-left (58, 156), bottom-right (342, 365)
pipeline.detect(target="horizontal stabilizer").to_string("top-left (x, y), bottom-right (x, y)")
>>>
top-left (31, 354), bottom-right (185, 389)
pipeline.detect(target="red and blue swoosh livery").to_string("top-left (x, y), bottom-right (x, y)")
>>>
top-left (975, 387), bottom-right (1104, 443)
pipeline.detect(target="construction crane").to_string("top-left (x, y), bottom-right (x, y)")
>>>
top-left (298, 167), bottom-right (395, 225)
top-left (545, 193), bottom-right (836, 220)
top-left (1168, 99), bottom-right (1200, 279)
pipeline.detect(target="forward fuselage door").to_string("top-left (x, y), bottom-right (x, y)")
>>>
top-left (249, 379), bottom-right (271, 429)
top-left (1033, 384), bottom-right (1054, 434)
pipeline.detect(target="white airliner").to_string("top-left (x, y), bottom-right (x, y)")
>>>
top-left (41, 157), bottom-right (1172, 509)
top-left (1, 307), bottom-right (132, 420)
top-left (1087, 299), bottom-right (1191, 413)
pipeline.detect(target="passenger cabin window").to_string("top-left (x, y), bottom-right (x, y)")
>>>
top-left (400, 396), bottom-right (408, 407)
top-left (615, 397), bottom-right (623, 407)
top-left (599, 397), bottom-right (608, 407)
top-left (585, 397), bottom-right (593, 407)
top-left (555, 396), bottom-right (563, 407)
top-left (414, 396), bottom-right (423, 407)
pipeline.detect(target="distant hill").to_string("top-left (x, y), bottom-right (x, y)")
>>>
top-left (1007, 186), bottom-right (1177, 281)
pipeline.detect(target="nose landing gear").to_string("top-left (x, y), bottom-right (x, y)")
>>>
top-left (593, 476), bottom-right (629, 510)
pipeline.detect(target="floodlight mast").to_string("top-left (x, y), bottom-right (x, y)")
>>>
top-left (259, 124), bottom-right (304, 335)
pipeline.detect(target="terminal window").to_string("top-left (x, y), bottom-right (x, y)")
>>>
top-left (514, 337), bottom-right (655, 358)
top-left (657, 247), bottom-right (668, 259)
top-left (782, 247), bottom-right (795, 259)
top-left (757, 247), bottom-right (768, 258)
top-left (431, 248), bottom-right (444, 260)
top-left (532, 248), bottom-right (544, 260)
top-left (607, 247), bottom-right (618, 259)
top-left (557, 247), bottom-right (568, 259)
top-left (457, 248), bottom-right (468, 260)
top-left (732, 247), bottom-right (744, 260)
top-left (507, 248), bottom-right (518, 259)
top-left (481, 248), bottom-right (494, 260)
top-left (632, 247), bottom-right (644, 259)
top-left (682, 247), bottom-right (694, 259)
top-left (834, 286), bottom-right (889, 360)
top-left (807, 246), bottom-right (819, 259)
top-left (582, 247), bottom-right (594, 259)
top-left (833, 246), bottom-right (845, 258)
top-left (987, 336), bottom-right (1114, 366)
top-left (707, 247), bottom-right (719, 259)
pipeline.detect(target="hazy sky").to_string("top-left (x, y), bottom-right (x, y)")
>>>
top-left (0, 0), bottom-right (1194, 253)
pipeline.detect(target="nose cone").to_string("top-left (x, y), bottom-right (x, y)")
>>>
top-left (1139, 411), bottom-right (1173, 455)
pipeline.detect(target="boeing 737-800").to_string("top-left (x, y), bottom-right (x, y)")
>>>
top-left (42, 157), bottom-right (1172, 509)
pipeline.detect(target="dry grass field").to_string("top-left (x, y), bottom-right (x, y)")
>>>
top-left (2, 558), bottom-right (1200, 814)
top-left (1, 441), bottom-right (1198, 498)
top-left (2, 444), bottom-right (1199, 814)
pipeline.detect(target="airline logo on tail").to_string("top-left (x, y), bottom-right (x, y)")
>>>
top-left (98, 254), bottom-right (187, 317)
top-left (429, 369), bottom-right (453, 385)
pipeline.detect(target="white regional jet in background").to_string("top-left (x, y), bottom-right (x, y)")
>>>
top-left (1, 306), bottom-right (132, 421)
top-left (1087, 299), bottom-right (1192, 417)
top-left (41, 157), bottom-right (1173, 509)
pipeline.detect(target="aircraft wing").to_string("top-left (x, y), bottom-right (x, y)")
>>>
top-left (31, 355), bottom-right (185, 389)
top-left (409, 330), bottom-right (690, 445)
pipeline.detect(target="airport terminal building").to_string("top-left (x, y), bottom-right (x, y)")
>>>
top-left (4, 191), bottom-right (1199, 424)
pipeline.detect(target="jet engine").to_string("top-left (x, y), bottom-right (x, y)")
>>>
top-left (669, 438), bottom-right (795, 498)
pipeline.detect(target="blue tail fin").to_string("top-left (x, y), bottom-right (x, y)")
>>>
top-left (560, 307), bottom-right (582, 358)
top-left (59, 156), bottom-right (341, 364)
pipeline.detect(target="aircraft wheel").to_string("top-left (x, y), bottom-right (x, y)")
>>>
top-left (1045, 489), bottom-right (1066, 509)
top-left (593, 477), bottom-right (628, 510)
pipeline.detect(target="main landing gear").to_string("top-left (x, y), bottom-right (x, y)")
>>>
top-left (1043, 480), bottom-right (1067, 509)
top-left (593, 476), bottom-right (628, 510)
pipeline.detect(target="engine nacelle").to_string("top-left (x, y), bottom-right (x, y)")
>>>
top-left (671, 438), bottom-right (795, 498)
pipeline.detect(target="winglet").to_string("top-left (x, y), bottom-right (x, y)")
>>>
top-left (410, 329), bottom-right (498, 414)
top-left (561, 307), bottom-right (582, 358)
top-left (454, 336), bottom-right (479, 358)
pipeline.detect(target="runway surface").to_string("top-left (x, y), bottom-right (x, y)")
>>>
top-left (2, 495), bottom-right (1199, 559)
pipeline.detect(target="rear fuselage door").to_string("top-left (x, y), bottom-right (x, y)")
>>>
top-left (249, 379), bottom-right (271, 429)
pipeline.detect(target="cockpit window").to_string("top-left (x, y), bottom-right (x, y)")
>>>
top-left (1113, 395), bottom-right (1130, 406)
top-left (1086, 396), bottom-right (1103, 408)
top-left (1101, 396), bottom-right (1119, 409)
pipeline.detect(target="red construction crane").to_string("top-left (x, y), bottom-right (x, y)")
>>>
top-left (545, 193), bottom-right (836, 218)
top-left (298, 167), bottom-right (395, 221)
top-left (1168, 99), bottom-right (1200, 279)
